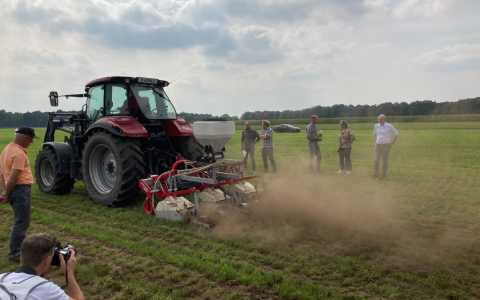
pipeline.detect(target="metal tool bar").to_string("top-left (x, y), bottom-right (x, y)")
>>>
top-left (215, 172), bottom-right (243, 180)
top-left (176, 175), bottom-right (218, 185)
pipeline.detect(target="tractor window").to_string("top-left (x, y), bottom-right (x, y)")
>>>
top-left (87, 85), bottom-right (104, 123)
top-left (106, 84), bottom-right (129, 115)
top-left (130, 85), bottom-right (177, 120)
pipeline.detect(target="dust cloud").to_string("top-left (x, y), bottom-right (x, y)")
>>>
top-left (211, 161), bottom-right (402, 241)
top-left (204, 160), bottom-right (480, 270)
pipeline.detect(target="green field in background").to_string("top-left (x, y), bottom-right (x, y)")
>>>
top-left (234, 114), bottom-right (480, 126)
top-left (1, 125), bottom-right (480, 299)
top-left (236, 121), bottom-right (480, 131)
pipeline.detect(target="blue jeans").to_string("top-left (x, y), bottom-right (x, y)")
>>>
top-left (8, 185), bottom-right (31, 257)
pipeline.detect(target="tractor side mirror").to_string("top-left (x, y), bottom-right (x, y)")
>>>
top-left (49, 91), bottom-right (58, 106)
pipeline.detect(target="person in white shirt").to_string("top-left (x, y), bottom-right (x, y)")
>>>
top-left (373, 114), bottom-right (399, 178)
top-left (0, 233), bottom-right (85, 300)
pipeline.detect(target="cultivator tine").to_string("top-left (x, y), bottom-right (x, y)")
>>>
top-left (191, 216), bottom-right (214, 229)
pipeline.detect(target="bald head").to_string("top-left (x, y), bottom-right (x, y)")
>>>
top-left (245, 121), bottom-right (251, 130)
top-left (378, 114), bottom-right (386, 125)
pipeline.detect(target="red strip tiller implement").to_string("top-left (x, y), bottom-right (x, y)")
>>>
top-left (139, 158), bottom-right (264, 228)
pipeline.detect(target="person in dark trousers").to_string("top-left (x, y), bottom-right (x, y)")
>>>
top-left (306, 115), bottom-right (323, 173)
top-left (240, 121), bottom-right (260, 172)
top-left (373, 114), bottom-right (399, 178)
top-left (0, 127), bottom-right (39, 262)
top-left (0, 233), bottom-right (85, 300)
top-left (259, 120), bottom-right (277, 172)
top-left (337, 120), bottom-right (355, 174)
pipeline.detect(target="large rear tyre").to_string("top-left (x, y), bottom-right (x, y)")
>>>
top-left (83, 131), bottom-right (146, 206)
top-left (170, 136), bottom-right (204, 161)
top-left (35, 148), bottom-right (75, 195)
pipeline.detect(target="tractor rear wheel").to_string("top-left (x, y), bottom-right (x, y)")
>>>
top-left (170, 136), bottom-right (204, 161)
top-left (35, 148), bottom-right (75, 194)
top-left (83, 131), bottom-right (146, 206)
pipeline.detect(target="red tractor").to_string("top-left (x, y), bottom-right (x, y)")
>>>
top-left (36, 76), bottom-right (204, 206)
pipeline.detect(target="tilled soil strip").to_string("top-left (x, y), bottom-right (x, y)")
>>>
top-left (28, 201), bottom-right (387, 298)
top-left (31, 219), bottom-right (278, 300)
top-left (0, 207), bottom-right (363, 299)
top-left (0, 212), bottom-right (278, 300)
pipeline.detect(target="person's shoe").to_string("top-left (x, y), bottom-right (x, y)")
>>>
top-left (372, 174), bottom-right (378, 179)
top-left (337, 170), bottom-right (343, 174)
top-left (316, 169), bottom-right (323, 173)
top-left (381, 174), bottom-right (387, 179)
top-left (8, 254), bottom-right (20, 262)
top-left (272, 169), bottom-right (277, 173)
top-left (346, 171), bottom-right (351, 175)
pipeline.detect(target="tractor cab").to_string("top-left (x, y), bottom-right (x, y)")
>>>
top-left (83, 76), bottom-right (177, 127)
top-left (48, 76), bottom-right (177, 128)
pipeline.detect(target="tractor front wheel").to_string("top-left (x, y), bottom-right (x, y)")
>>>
top-left (35, 148), bottom-right (75, 195)
top-left (83, 131), bottom-right (146, 206)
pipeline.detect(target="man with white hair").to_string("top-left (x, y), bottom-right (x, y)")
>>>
top-left (373, 115), bottom-right (399, 178)
top-left (0, 126), bottom-right (39, 261)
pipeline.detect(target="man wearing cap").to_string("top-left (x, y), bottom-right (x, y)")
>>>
top-left (0, 126), bottom-right (39, 262)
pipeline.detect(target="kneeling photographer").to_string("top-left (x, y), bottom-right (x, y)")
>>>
top-left (0, 233), bottom-right (85, 300)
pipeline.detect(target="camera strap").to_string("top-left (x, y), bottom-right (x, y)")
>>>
top-left (60, 273), bottom-right (68, 290)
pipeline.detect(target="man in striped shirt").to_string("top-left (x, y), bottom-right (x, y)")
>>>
top-left (259, 120), bottom-right (277, 172)
top-left (373, 114), bottom-right (399, 178)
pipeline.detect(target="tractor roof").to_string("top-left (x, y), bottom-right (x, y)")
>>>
top-left (85, 76), bottom-right (169, 88)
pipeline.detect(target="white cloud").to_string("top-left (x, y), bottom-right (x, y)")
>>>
top-left (409, 44), bottom-right (480, 71)
top-left (392, 0), bottom-right (447, 19)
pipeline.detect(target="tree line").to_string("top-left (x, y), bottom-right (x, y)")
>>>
top-left (1, 97), bottom-right (479, 127)
top-left (240, 97), bottom-right (480, 120)
top-left (0, 109), bottom-right (240, 128)
top-left (176, 113), bottom-right (239, 123)
top-left (0, 110), bottom-right (82, 128)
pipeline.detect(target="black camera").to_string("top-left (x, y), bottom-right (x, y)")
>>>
top-left (51, 243), bottom-right (77, 266)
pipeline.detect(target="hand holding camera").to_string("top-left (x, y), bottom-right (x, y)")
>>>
top-left (59, 249), bottom-right (77, 275)
top-left (51, 243), bottom-right (77, 272)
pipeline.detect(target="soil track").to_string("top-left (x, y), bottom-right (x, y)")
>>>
top-left (0, 209), bottom-right (280, 300)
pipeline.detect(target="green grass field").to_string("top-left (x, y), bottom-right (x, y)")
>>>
top-left (1, 123), bottom-right (480, 300)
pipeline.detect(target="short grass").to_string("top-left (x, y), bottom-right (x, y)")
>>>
top-left (0, 123), bottom-right (479, 299)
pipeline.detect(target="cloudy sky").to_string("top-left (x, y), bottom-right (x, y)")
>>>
top-left (1, 0), bottom-right (479, 116)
